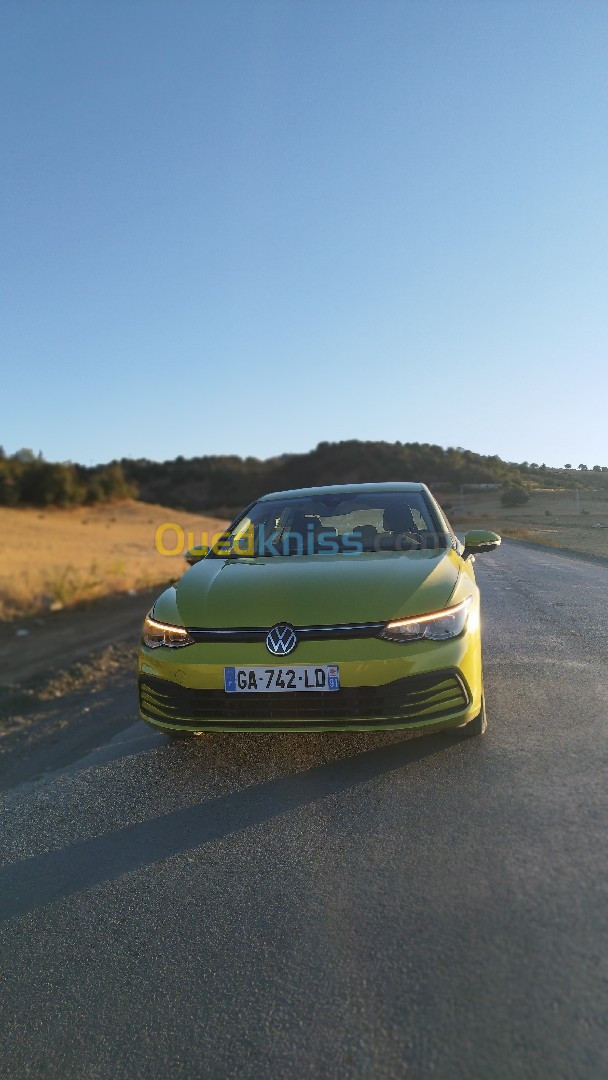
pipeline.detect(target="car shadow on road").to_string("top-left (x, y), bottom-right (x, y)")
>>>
top-left (0, 728), bottom-right (472, 923)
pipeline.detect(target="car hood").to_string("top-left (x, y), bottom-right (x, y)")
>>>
top-left (168, 549), bottom-right (462, 628)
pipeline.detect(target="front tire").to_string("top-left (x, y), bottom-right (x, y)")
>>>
top-left (459, 695), bottom-right (487, 737)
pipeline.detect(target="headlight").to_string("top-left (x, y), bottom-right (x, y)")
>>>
top-left (381, 597), bottom-right (473, 643)
top-left (142, 613), bottom-right (194, 649)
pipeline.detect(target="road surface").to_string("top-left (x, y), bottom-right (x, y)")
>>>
top-left (1, 541), bottom-right (607, 1078)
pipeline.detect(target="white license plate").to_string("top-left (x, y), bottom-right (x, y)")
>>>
top-left (224, 665), bottom-right (339, 693)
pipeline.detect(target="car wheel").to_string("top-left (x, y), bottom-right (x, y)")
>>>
top-left (459, 695), bottom-right (487, 737)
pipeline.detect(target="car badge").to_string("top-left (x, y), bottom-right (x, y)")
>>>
top-left (266, 623), bottom-right (298, 656)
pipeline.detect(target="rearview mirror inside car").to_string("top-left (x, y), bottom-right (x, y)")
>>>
top-left (185, 544), bottom-right (210, 565)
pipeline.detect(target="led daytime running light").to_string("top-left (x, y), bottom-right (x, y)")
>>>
top-left (385, 596), bottom-right (472, 633)
top-left (142, 613), bottom-right (194, 648)
top-left (145, 615), bottom-right (190, 638)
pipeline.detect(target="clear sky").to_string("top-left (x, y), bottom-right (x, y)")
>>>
top-left (1, 0), bottom-right (607, 468)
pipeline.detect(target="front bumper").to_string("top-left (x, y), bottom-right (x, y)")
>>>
top-left (139, 668), bottom-right (472, 732)
top-left (138, 631), bottom-right (482, 733)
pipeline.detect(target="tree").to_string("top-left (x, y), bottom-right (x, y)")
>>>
top-left (18, 460), bottom-right (84, 507)
top-left (592, 465), bottom-right (602, 472)
top-left (578, 464), bottom-right (588, 470)
top-left (565, 464), bottom-right (572, 469)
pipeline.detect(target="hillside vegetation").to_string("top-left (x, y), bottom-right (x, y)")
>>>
top-left (0, 450), bottom-right (134, 508)
top-left (3, 441), bottom-right (607, 517)
top-left (117, 442), bottom-right (608, 516)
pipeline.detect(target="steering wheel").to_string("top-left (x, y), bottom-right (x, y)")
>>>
top-left (394, 531), bottom-right (423, 550)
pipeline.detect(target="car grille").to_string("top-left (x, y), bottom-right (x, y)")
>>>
top-left (139, 670), bottom-right (469, 730)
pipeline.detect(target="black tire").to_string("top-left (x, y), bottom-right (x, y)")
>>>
top-left (459, 695), bottom-right (487, 737)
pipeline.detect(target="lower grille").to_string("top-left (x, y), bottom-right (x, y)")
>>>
top-left (139, 670), bottom-right (469, 729)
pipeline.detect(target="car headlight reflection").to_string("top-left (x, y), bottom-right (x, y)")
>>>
top-left (381, 596), bottom-right (473, 643)
top-left (142, 613), bottom-right (194, 649)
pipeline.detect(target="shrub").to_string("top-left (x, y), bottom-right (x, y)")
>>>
top-left (501, 484), bottom-right (529, 507)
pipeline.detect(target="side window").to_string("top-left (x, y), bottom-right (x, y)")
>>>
top-left (430, 501), bottom-right (458, 549)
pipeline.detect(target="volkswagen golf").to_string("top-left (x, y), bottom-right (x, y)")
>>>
top-left (138, 483), bottom-right (500, 736)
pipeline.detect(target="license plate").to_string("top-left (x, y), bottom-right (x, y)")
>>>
top-left (224, 665), bottom-right (339, 693)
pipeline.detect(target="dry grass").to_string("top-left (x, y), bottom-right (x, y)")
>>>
top-left (0, 500), bottom-right (228, 621)
top-left (442, 487), bottom-right (608, 559)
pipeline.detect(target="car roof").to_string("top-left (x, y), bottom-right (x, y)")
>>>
top-left (258, 481), bottom-right (427, 501)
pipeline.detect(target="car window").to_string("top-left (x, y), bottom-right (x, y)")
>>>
top-left (219, 492), bottom-right (446, 557)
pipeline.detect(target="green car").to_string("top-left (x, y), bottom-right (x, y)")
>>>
top-left (138, 483), bottom-right (500, 737)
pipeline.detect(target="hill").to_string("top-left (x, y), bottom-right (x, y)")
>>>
top-left (118, 441), bottom-right (608, 516)
top-left (3, 441), bottom-right (607, 516)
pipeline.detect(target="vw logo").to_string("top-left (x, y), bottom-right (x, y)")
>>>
top-left (266, 623), bottom-right (298, 656)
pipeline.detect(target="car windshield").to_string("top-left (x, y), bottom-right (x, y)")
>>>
top-left (212, 491), bottom-right (446, 558)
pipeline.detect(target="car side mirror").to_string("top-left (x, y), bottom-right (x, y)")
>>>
top-left (185, 544), bottom-right (209, 566)
top-left (463, 530), bottom-right (501, 560)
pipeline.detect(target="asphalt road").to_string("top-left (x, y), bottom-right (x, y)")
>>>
top-left (1, 541), bottom-right (607, 1079)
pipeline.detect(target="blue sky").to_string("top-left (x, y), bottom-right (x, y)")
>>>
top-left (1, 0), bottom-right (607, 468)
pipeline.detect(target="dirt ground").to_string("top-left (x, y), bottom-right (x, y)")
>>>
top-left (0, 499), bottom-right (229, 787)
top-left (0, 586), bottom-right (162, 789)
top-left (439, 487), bottom-right (608, 559)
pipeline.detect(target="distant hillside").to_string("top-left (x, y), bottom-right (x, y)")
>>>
top-left (0, 449), bottom-right (134, 509)
top-left (117, 441), bottom-right (608, 517)
top-left (3, 441), bottom-right (606, 513)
